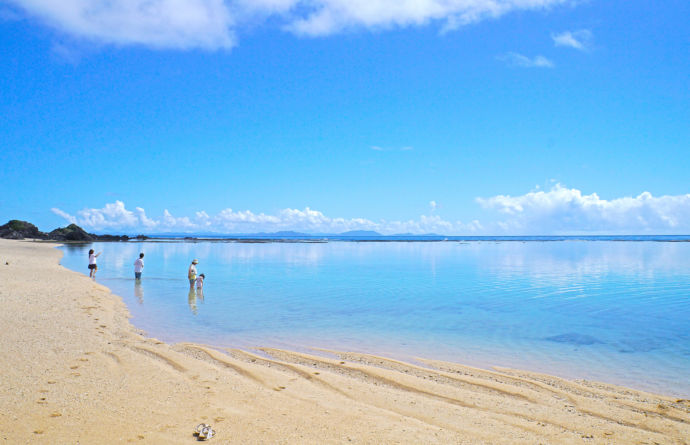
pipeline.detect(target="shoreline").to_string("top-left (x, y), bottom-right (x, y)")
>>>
top-left (1, 239), bottom-right (688, 443)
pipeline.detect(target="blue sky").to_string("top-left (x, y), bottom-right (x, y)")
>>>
top-left (1, 0), bottom-right (689, 234)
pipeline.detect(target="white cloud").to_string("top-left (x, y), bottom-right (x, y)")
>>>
top-left (7, 0), bottom-right (572, 50)
top-left (51, 201), bottom-right (478, 235)
top-left (51, 201), bottom-right (157, 230)
top-left (53, 186), bottom-right (690, 236)
top-left (8, 0), bottom-right (235, 49)
top-left (477, 184), bottom-right (690, 234)
top-left (498, 52), bottom-right (554, 68)
top-left (552, 29), bottom-right (592, 51)
top-left (136, 207), bottom-right (159, 229)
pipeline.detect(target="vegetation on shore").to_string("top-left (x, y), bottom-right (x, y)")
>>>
top-left (0, 220), bottom-right (146, 241)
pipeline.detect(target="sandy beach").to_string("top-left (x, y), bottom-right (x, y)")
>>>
top-left (0, 239), bottom-right (688, 444)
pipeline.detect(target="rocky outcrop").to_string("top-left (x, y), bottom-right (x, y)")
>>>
top-left (0, 220), bottom-right (45, 239)
top-left (0, 220), bottom-right (130, 242)
top-left (94, 234), bottom-right (130, 241)
top-left (47, 224), bottom-right (95, 241)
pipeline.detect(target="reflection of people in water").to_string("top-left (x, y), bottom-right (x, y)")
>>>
top-left (188, 289), bottom-right (198, 315)
top-left (134, 281), bottom-right (144, 304)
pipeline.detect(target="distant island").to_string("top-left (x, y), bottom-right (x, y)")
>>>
top-left (337, 230), bottom-right (383, 237)
top-left (393, 233), bottom-right (441, 237)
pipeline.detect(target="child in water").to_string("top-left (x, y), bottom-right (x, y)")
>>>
top-left (195, 273), bottom-right (205, 290)
top-left (88, 249), bottom-right (101, 278)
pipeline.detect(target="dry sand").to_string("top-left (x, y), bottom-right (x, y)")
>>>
top-left (0, 239), bottom-right (688, 444)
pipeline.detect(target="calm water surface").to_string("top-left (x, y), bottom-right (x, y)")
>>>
top-left (59, 241), bottom-right (690, 397)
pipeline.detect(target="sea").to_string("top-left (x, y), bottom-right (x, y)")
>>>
top-left (58, 237), bottom-right (690, 397)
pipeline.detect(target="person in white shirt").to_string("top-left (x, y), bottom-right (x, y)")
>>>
top-left (88, 249), bottom-right (101, 278)
top-left (134, 253), bottom-right (145, 280)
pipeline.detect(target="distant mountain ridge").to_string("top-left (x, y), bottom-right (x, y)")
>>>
top-left (253, 231), bottom-right (310, 237)
top-left (0, 221), bottom-right (389, 240)
top-left (138, 230), bottom-right (387, 238)
top-left (338, 230), bottom-right (383, 237)
top-left (5, 220), bottom-right (688, 242)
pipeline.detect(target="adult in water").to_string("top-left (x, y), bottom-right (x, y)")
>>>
top-left (188, 259), bottom-right (198, 289)
top-left (134, 253), bottom-right (145, 280)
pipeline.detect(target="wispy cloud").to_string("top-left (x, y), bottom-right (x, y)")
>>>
top-left (0, 5), bottom-right (21, 21)
top-left (6, 0), bottom-right (573, 50)
top-left (552, 29), bottom-right (593, 51)
top-left (477, 184), bottom-right (690, 234)
top-left (498, 52), bottom-right (554, 68)
top-left (257, 0), bottom-right (572, 37)
top-left (51, 42), bottom-right (83, 64)
top-left (371, 145), bottom-right (413, 152)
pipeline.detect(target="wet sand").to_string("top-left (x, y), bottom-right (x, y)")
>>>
top-left (1, 239), bottom-right (688, 444)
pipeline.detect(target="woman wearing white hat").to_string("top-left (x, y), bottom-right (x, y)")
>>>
top-left (188, 259), bottom-right (199, 289)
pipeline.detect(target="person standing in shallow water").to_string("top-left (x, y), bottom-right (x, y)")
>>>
top-left (88, 249), bottom-right (101, 278)
top-left (188, 259), bottom-right (198, 289)
top-left (134, 253), bottom-right (144, 280)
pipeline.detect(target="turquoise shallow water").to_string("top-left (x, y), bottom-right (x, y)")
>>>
top-left (59, 241), bottom-right (690, 397)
